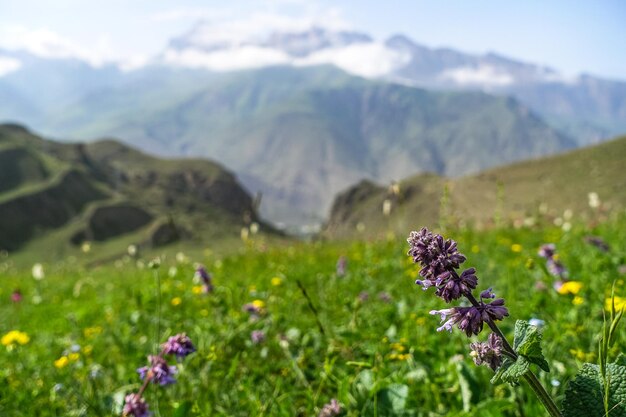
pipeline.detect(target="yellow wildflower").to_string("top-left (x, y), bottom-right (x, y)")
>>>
top-left (251, 299), bottom-right (265, 310)
top-left (605, 295), bottom-right (626, 312)
top-left (171, 297), bottom-right (182, 306)
top-left (54, 356), bottom-right (69, 369)
top-left (511, 244), bottom-right (523, 253)
top-left (572, 296), bottom-right (584, 306)
top-left (390, 343), bottom-right (405, 352)
top-left (68, 353), bottom-right (80, 362)
top-left (83, 345), bottom-right (93, 355)
top-left (192, 285), bottom-right (204, 295)
top-left (1, 330), bottom-right (30, 346)
top-left (557, 281), bottom-right (583, 295)
top-left (83, 326), bottom-right (103, 338)
top-left (271, 277), bottom-right (283, 286)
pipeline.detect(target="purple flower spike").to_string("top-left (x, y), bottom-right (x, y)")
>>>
top-left (470, 333), bottom-right (503, 371)
top-left (195, 266), bottom-right (214, 292)
top-left (137, 355), bottom-right (177, 386)
top-left (480, 288), bottom-right (496, 299)
top-left (538, 244), bottom-right (556, 259)
top-left (162, 333), bottom-right (196, 359)
top-left (547, 259), bottom-right (567, 279)
top-left (123, 393), bottom-right (150, 417)
top-left (336, 256), bottom-right (347, 277)
top-left (431, 297), bottom-right (508, 337)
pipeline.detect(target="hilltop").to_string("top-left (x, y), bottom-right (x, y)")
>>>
top-left (0, 124), bottom-right (261, 258)
top-left (323, 135), bottom-right (626, 239)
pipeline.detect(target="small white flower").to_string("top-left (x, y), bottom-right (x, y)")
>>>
top-left (32, 263), bottom-right (45, 280)
top-left (528, 318), bottom-right (545, 328)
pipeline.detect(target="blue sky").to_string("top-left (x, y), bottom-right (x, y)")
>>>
top-left (0, 0), bottom-right (624, 79)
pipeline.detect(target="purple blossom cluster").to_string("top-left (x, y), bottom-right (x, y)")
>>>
top-left (538, 244), bottom-right (567, 279)
top-left (318, 399), bottom-right (341, 417)
top-left (162, 333), bottom-right (196, 359)
top-left (137, 356), bottom-right (177, 386)
top-left (195, 266), bottom-right (214, 293)
top-left (470, 333), bottom-right (503, 371)
top-left (122, 333), bottom-right (195, 417)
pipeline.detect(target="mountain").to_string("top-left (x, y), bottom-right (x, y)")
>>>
top-left (163, 25), bottom-right (626, 144)
top-left (0, 123), bottom-right (260, 253)
top-left (323, 135), bottom-right (626, 239)
top-left (5, 65), bottom-right (572, 227)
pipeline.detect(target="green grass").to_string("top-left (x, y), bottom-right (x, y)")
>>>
top-left (1, 214), bottom-right (625, 416)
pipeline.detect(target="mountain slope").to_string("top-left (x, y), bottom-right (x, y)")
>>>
top-left (323, 135), bottom-right (626, 239)
top-left (0, 124), bottom-right (260, 252)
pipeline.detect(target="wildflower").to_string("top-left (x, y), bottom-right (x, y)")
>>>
top-left (138, 355), bottom-right (177, 386)
top-left (192, 285), bottom-right (204, 294)
top-left (572, 296), bottom-right (584, 306)
top-left (171, 297), bottom-right (182, 306)
top-left (547, 259), bottom-right (567, 278)
top-left (251, 330), bottom-right (265, 344)
top-left (382, 199), bottom-right (392, 216)
top-left (32, 263), bottom-right (45, 280)
top-left (195, 266), bottom-right (214, 292)
top-left (54, 356), bottom-right (69, 369)
top-left (336, 256), bottom-right (347, 277)
top-left (318, 398), bottom-right (341, 417)
top-left (243, 300), bottom-right (265, 317)
top-left (378, 292), bottom-right (392, 303)
top-left (588, 192), bottom-right (600, 208)
top-left (358, 291), bottom-right (369, 302)
top-left (408, 228), bottom-right (466, 287)
top-left (162, 333), bottom-right (196, 359)
top-left (1, 330), bottom-right (30, 346)
top-left (434, 268), bottom-right (478, 303)
top-left (556, 281), bottom-right (582, 295)
top-left (538, 244), bottom-right (556, 259)
top-left (584, 236), bottom-right (610, 252)
top-left (271, 277), bottom-right (282, 286)
top-left (430, 292), bottom-right (508, 337)
top-left (11, 289), bottom-right (22, 303)
top-left (122, 393), bottom-right (150, 417)
top-left (605, 296), bottom-right (626, 312)
top-left (470, 333), bottom-right (503, 371)
top-left (127, 245), bottom-right (138, 257)
top-left (511, 244), bottom-right (523, 253)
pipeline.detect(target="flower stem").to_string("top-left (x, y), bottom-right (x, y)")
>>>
top-left (465, 292), bottom-right (562, 417)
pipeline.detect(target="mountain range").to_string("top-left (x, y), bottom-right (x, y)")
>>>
top-left (0, 25), bottom-right (624, 227)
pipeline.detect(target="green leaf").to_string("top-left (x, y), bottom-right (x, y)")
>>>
top-left (456, 361), bottom-right (481, 412)
top-left (376, 384), bottom-right (409, 415)
top-left (513, 320), bottom-right (550, 373)
top-left (500, 356), bottom-right (530, 384)
top-left (563, 358), bottom-right (626, 417)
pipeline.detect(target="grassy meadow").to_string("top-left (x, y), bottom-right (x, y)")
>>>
top-left (1, 212), bottom-right (625, 416)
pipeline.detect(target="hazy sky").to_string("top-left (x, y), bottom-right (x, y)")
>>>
top-left (1, 0), bottom-right (624, 79)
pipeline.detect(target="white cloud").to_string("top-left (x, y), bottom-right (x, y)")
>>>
top-left (163, 46), bottom-right (291, 71)
top-left (440, 65), bottom-right (515, 87)
top-left (0, 56), bottom-right (22, 76)
top-left (294, 43), bottom-right (409, 78)
top-left (178, 9), bottom-right (351, 49)
top-left (0, 26), bottom-right (116, 67)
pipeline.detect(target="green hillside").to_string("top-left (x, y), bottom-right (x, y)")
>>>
top-left (323, 135), bottom-right (626, 239)
top-left (0, 124), bottom-right (262, 257)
